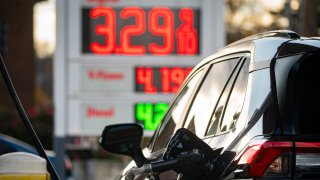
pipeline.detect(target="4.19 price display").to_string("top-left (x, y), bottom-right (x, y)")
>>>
top-left (135, 66), bottom-right (192, 94)
top-left (82, 6), bottom-right (200, 55)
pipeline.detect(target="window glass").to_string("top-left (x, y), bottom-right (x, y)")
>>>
top-left (219, 59), bottom-right (249, 133)
top-left (263, 103), bottom-right (276, 134)
top-left (152, 70), bottom-right (204, 151)
top-left (289, 55), bottom-right (320, 134)
top-left (183, 58), bottom-right (239, 138)
top-left (205, 60), bottom-right (241, 136)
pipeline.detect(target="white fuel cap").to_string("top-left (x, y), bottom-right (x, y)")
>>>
top-left (0, 152), bottom-right (47, 174)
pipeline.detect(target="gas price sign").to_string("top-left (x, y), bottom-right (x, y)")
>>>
top-left (82, 7), bottom-right (200, 55)
top-left (135, 66), bottom-right (192, 94)
top-left (59, 0), bottom-right (224, 136)
top-left (135, 103), bottom-right (169, 131)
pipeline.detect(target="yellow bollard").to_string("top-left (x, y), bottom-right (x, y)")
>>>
top-left (0, 152), bottom-right (50, 180)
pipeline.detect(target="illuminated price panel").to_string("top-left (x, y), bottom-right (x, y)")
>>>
top-left (62, 0), bottom-right (223, 136)
top-left (135, 103), bottom-right (169, 131)
top-left (135, 66), bottom-right (192, 94)
top-left (82, 7), bottom-right (200, 55)
top-left (134, 66), bottom-right (191, 130)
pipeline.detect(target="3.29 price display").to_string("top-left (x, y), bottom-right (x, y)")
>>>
top-left (135, 66), bottom-right (192, 94)
top-left (82, 6), bottom-right (200, 55)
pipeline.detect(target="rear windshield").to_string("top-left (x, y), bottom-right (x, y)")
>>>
top-left (286, 52), bottom-right (320, 134)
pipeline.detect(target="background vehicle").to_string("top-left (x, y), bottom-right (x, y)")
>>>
top-left (100, 30), bottom-right (320, 179)
top-left (0, 133), bottom-right (73, 179)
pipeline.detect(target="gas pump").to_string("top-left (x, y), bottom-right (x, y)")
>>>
top-left (0, 152), bottom-right (50, 179)
top-left (0, 54), bottom-right (60, 180)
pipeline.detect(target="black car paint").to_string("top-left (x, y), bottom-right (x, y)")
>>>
top-left (115, 32), bottom-right (320, 180)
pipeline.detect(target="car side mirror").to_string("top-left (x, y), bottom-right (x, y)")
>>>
top-left (99, 123), bottom-right (146, 167)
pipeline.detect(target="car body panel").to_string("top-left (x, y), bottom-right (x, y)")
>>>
top-left (115, 31), bottom-right (320, 180)
top-left (0, 133), bottom-right (73, 179)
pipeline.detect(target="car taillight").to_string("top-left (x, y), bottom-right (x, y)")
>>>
top-left (236, 141), bottom-right (292, 178)
top-left (296, 153), bottom-right (320, 167)
top-left (236, 141), bottom-right (320, 178)
top-left (264, 154), bottom-right (290, 176)
top-left (295, 142), bottom-right (320, 178)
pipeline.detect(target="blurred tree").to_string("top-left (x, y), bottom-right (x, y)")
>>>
top-left (300, 0), bottom-right (317, 36)
top-left (225, 0), bottom-right (319, 44)
top-left (225, 0), bottom-right (288, 44)
top-left (0, 105), bottom-right (53, 150)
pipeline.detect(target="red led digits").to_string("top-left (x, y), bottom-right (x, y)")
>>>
top-left (120, 7), bottom-right (146, 54)
top-left (86, 7), bottom-right (198, 55)
top-left (136, 67), bottom-right (157, 93)
top-left (185, 67), bottom-right (193, 77)
top-left (90, 7), bottom-right (116, 54)
top-left (170, 68), bottom-right (185, 93)
top-left (160, 67), bottom-right (191, 93)
top-left (148, 8), bottom-right (174, 55)
top-left (136, 67), bottom-right (192, 93)
top-left (176, 8), bottom-right (198, 55)
top-left (159, 67), bottom-right (170, 93)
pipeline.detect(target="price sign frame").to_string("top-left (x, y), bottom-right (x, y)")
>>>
top-left (56, 0), bottom-right (225, 136)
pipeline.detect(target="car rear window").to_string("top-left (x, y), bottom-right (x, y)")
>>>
top-left (286, 52), bottom-right (320, 134)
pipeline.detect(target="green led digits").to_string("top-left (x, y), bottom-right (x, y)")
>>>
top-left (136, 103), bottom-right (153, 129)
top-left (135, 103), bottom-right (169, 130)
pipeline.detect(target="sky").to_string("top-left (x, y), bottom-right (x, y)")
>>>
top-left (33, 0), bottom-right (55, 58)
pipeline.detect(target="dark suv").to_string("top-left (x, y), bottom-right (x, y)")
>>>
top-left (100, 30), bottom-right (320, 180)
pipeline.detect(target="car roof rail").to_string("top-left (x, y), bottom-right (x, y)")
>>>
top-left (225, 30), bottom-right (300, 48)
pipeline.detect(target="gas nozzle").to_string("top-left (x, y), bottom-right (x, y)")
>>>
top-left (125, 152), bottom-right (209, 180)
top-left (125, 128), bottom-right (222, 180)
top-left (124, 164), bottom-right (152, 180)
